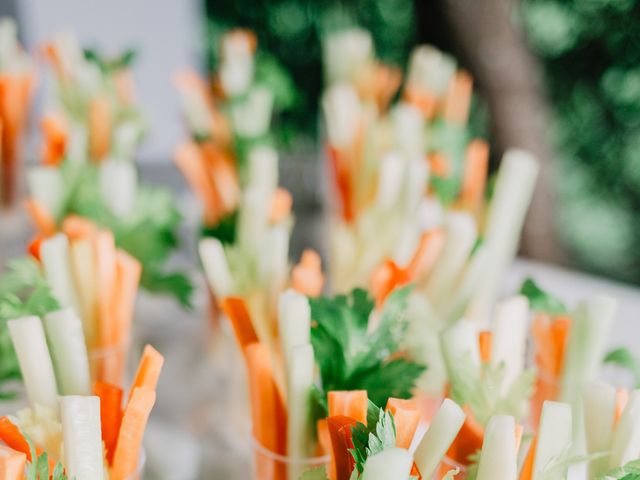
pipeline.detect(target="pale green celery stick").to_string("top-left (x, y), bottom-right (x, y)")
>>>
top-left (476, 415), bottom-right (517, 480)
top-left (199, 237), bottom-right (234, 299)
top-left (99, 160), bottom-right (137, 218)
top-left (287, 344), bottom-right (315, 480)
top-left (425, 212), bottom-right (477, 309)
top-left (27, 166), bottom-right (65, 218)
top-left (60, 395), bottom-right (104, 480)
top-left (40, 233), bottom-right (81, 314)
top-left (583, 381), bottom-right (616, 476)
top-left (278, 290), bottom-right (311, 370)
top-left (442, 245), bottom-right (488, 324)
top-left (68, 238), bottom-right (99, 349)
top-left (467, 150), bottom-right (539, 324)
top-left (533, 401), bottom-right (572, 480)
top-left (414, 398), bottom-right (465, 479)
top-left (247, 146), bottom-right (278, 192)
top-left (490, 295), bottom-right (529, 394)
top-left (8, 316), bottom-right (59, 410)
top-left (362, 447), bottom-right (413, 480)
top-left (609, 390), bottom-right (640, 468)
top-left (43, 309), bottom-right (91, 395)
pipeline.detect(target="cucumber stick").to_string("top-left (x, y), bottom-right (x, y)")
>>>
top-left (583, 381), bottom-right (616, 476)
top-left (199, 237), bottom-right (234, 299)
top-left (40, 233), bottom-right (81, 314)
top-left (60, 395), bottom-right (104, 480)
top-left (414, 398), bottom-right (465, 479)
top-left (278, 290), bottom-right (311, 368)
top-left (7, 316), bottom-right (59, 410)
top-left (69, 238), bottom-right (99, 349)
top-left (43, 309), bottom-right (91, 395)
top-left (533, 401), bottom-right (572, 480)
top-left (476, 415), bottom-right (517, 480)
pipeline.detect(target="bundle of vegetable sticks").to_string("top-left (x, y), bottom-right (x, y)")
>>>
top-left (0, 318), bottom-right (163, 480)
top-left (22, 32), bottom-right (192, 306)
top-left (174, 29), bottom-right (279, 242)
top-left (0, 216), bottom-right (140, 389)
top-left (0, 18), bottom-right (36, 208)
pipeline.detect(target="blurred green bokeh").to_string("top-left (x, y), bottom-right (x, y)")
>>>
top-left (204, 0), bottom-right (417, 147)
top-left (523, 0), bottom-right (640, 283)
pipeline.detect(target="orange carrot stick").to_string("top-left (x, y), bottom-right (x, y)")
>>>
top-left (0, 417), bottom-right (56, 470)
top-left (519, 436), bottom-right (537, 480)
top-left (111, 387), bottom-right (156, 480)
top-left (291, 249), bottom-right (325, 298)
top-left (371, 260), bottom-right (410, 307)
top-left (328, 390), bottom-right (368, 425)
top-left (478, 331), bottom-right (492, 364)
top-left (27, 235), bottom-right (45, 261)
top-left (446, 407), bottom-right (484, 466)
top-left (61, 215), bottom-right (97, 241)
top-left (88, 96), bottom-right (112, 162)
top-left (327, 416), bottom-right (358, 480)
top-left (403, 86), bottom-right (437, 118)
top-left (40, 113), bottom-right (67, 166)
top-left (245, 342), bottom-right (287, 479)
top-left (94, 230), bottom-right (117, 349)
top-left (428, 152), bottom-right (451, 178)
top-left (24, 198), bottom-right (57, 236)
top-left (615, 388), bottom-right (629, 425)
top-left (515, 424), bottom-right (524, 453)
top-left (269, 188), bottom-right (292, 224)
top-left (386, 398), bottom-right (420, 449)
top-left (221, 297), bottom-right (259, 354)
top-left (128, 345), bottom-right (164, 403)
top-left (94, 381), bottom-right (124, 465)
top-left (0, 444), bottom-right (26, 480)
top-left (443, 71), bottom-right (473, 125)
top-left (406, 228), bottom-right (446, 281)
top-left (458, 140), bottom-right (489, 213)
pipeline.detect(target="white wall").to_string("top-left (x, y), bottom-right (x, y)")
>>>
top-left (18, 0), bottom-right (204, 162)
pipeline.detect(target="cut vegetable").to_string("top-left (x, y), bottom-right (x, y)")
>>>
top-left (583, 381), bottom-right (616, 476)
top-left (328, 415), bottom-right (358, 480)
top-left (7, 316), bottom-right (59, 409)
top-left (278, 289), bottom-right (311, 370)
top-left (361, 447), bottom-right (413, 480)
top-left (69, 237), bottom-right (99, 349)
top-left (475, 415), bottom-right (517, 480)
top-left (60, 395), bottom-right (104, 480)
top-left (532, 401), bottom-right (572, 480)
top-left (199, 237), bottom-right (234, 299)
top-left (328, 391), bottom-right (368, 425)
top-left (43, 308), bottom-right (91, 395)
top-left (94, 381), bottom-right (123, 465)
top-left (128, 344), bottom-right (164, 403)
top-left (609, 389), bottom-right (640, 468)
top-left (0, 444), bottom-right (26, 480)
top-left (221, 297), bottom-right (259, 354)
top-left (40, 233), bottom-right (80, 314)
top-left (414, 398), bottom-right (465, 479)
top-left (386, 398), bottom-right (420, 449)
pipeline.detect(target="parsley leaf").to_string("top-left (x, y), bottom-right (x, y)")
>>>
top-left (349, 401), bottom-right (397, 479)
top-left (604, 347), bottom-right (640, 388)
top-left (309, 287), bottom-right (426, 422)
top-left (83, 47), bottom-right (136, 73)
top-left (519, 278), bottom-right (567, 315)
top-left (599, 459), bottom-right (640, 479)
top-left (24, 431), bottom-right (68, 480)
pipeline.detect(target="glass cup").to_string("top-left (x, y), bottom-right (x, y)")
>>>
top-left (251, 437), bottom-right (330, 480)
top-left (89, 337), bottom-right (131, 386)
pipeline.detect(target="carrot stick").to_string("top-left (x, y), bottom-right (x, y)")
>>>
top-left (328, 416), bottom-right (358, 480)
top-left (478, 331), bottom-right (492, 364)
top-left (386, 398), bottom-right (421, 449)
top-left (458, 140), bottom-right (489, 213)
top-left (406, 229), bottom-right (446, 281)
top-left (221, 297), bottom-right (259, 354)
top-left (128, 344), bottom-right (164, 403)
top-left (89, 96), bottom-right (112, 162)
top-left (428, 152), bottom-right (451, 178)
top-left (174, 142), bottom-right (220, 226)
top-left (515, 424), bottom-right (524, 453)
top-left (291, 249), bottom-right (325, 298)
top-left (519, 436), bottom-right (537, 480)
top-left (61, 215), bottom-right (97, 241)
top-left (371, 260), bottom-right (410, 307)
top-left (0, 417), bottom-right (56, 470)
top-left (94, 230), bottom-right (117, 349)
top-left (328, 390), bottom-right (368, 425)
top-left (443, 71), bottom-right (473, 125)
top-left (245, 342), bottom-right (287, 479)
top-left (0, 444), bottom-right (26, 480)
top-left (446, 407), bottom-right (484, 466)
top-left (326, 145), bottom-right (354, 223)
top-left (40, 113), bottom-right (67, 166)
top-left (403, 86), bottom-right (437, 118)
top-left (24, 198), bottom-right (57, 236)
top-left (269, 188), bottom-right (292, 224)
top-left (615, 388), bottom-right (629, 425)
top-left (114, 70), bottom-right (136, 105)
top-left (111, 386), bottom-right (156, 480)
top-left (201, 143), bottom-right (239, 215)
top-left (27, 235), bottom-right (45, 261)
top-left (94, 381), bottom-right (124, 465)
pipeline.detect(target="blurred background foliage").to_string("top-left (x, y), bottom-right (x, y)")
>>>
top-left (204, 0), bottom-right (640, 286)
top-left (522, 0), bottom-right (640, 283)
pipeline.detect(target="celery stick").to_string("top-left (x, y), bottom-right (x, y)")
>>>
top-left (237, 187), bottom-right (270, 255)
top-left (322, 83), bottom-right (361, 149)
top-left (231, 87), bottom-right (274, 138)
top-left (476, 415), bottom-right (517, 480)
top-left (287, 344), bottom-right (315, 480)
top-left (43, 309), bottom-right (91, 395)
top-left (414, 399), bottom-right (465, 479)
top-left (99, 160), bottom-right (137, 219)
top-left (425, 212), bottom-right (477, 308)
top-left (533, 401), bottom-right (572, 480)
top-left (442, 245), bottom-right (488, 324)
top-left (198, 238), bottom-right (234, 299)
top-left (60, 395), bottom-right (104, 480)
top-left (362, 447), bottom-right (413, 480)
top-left (40, 233), bottom-right (80, 314)
top-left (609, 390), bottom-right (640, 468)
top-left (375, 153), bottom-right (404, 210)
top-left (440, 319), bottom-right (481, 378)
top-left (402, 158), bottom-right (429, 215)
top-left (69, 238), bottom-right (99, 349)
top-left (278, 290), bottom-right (311, 366)
top-left (392, 103), bottom-right (424, 160)
top-left (583, 381), bottom-right (616, 476)
top-left (247, 146), bottom-right (278, 192)
top-left (27, 166), bottom-right (64, 218)
top-left (467, 150), bottom-right (539, 324)
top-left (490, 295), bottom-right (529, 393)
top-left (259, 225), bottom-right (290, 303)
top-left (7, 316), bottom-right (59, 410)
